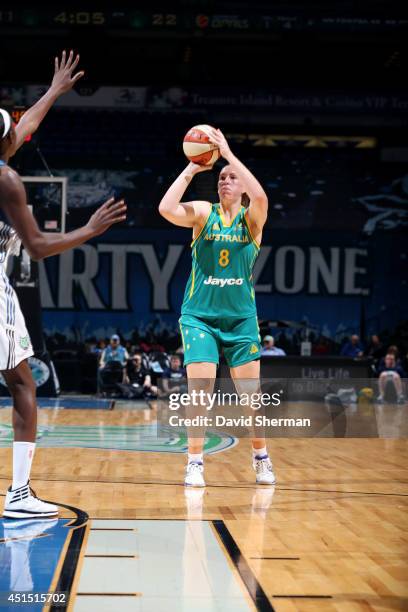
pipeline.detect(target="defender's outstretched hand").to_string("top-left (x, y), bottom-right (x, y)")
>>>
top-left (11, 51), bottom-right (85, 154)
top-left (86, 198), bottom-right (127, 236)
top-left (51, 50), bottom-right (85, 95)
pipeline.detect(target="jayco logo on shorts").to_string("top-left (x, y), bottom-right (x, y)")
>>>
top-left (204, 276), bottom-right (244, 287)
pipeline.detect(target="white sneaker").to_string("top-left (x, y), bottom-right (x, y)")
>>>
top-left (253, 457), bottom-right (276, 485)
top-left (3, 482), bottom-right (58, 519)
top-left (184, 462), bottom-right (205, 487)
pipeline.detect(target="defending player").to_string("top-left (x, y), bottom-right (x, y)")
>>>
top-left (0, 52), bottom-right (127, 518)
top-left (159, 128), bottom-right (275, 487)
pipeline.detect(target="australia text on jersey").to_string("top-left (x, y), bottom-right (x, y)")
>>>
top-left (204, 232), bottom-right (249, 243)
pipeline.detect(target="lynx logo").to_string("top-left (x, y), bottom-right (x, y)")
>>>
top-left (19, 335), bottom-right (31, 350)
top-left (204, 276), bottom-right (244, 287)
top-left (28, 357), bottom-right (50, 387)
top-left (249, 344), bottom-right (259, 354)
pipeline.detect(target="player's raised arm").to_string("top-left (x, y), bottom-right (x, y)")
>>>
top-left (208, 128), bottom-right (268, 230)
top-left (12, 50), bottom-right (85, 153)
top-left (158, 162), bottom-right (211, 228)
top-left (0, 167), bottom-right (126, 261)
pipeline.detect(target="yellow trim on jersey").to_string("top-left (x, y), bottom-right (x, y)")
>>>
top-left (243, 209), bottom-right (261, 249)
top-left (191, 205), bottom-right (213, 248)
top-left (179, 320), bottom-right (186, 351)
top-left (218, 204), bottom-right (244, 228)
top-left (248, 247), bottom-right (259, 288)
top-left (189, 256), bottom-right (196, 298)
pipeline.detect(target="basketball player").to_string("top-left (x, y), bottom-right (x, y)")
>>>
top-left (159, 128), bottom-right (275, 487)
top-left (1, 58), bottom-right (126, 518)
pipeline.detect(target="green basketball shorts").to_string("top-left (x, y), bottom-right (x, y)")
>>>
top-left (179, 313), bottom-right (261, 368)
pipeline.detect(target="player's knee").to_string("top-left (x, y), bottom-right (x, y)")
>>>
top-left (235, 381), bottom-right (261, 397)
top-left (7, 372), bottom-right (36, 398)
top-left (188, 378), bottom-right (213, 395)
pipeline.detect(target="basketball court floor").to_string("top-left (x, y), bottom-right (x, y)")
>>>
top-left (0, 397), bottom-right (407, 611)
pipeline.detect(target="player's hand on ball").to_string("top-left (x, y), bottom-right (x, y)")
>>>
top-left (51, 50), bottom-right (85, 95)
top-left (208, 128), bottom-right (232, 160)
top-left (86, 198), bottom-right (127, 236)
top-left (187, 161), bottom-right (214, 175)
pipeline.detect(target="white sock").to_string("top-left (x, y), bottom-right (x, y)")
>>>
top-left (252, 446), bottom-right (268, 459)
top-left (12, 442), bottom-right (36, 490)
top-left (188, 453), bottom-right (203, 464)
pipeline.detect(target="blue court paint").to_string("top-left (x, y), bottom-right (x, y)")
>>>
top-left (0, 518), bottom-right (71, 611)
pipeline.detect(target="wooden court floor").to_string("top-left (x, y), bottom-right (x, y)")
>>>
top-left (0, 403), bottom-right (407, 611)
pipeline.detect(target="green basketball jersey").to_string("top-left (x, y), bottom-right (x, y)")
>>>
top-left (181, 203), bottom-right (260, 319)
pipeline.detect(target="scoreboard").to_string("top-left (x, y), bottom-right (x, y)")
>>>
top-left (0, 9), bottom-right (406, 33)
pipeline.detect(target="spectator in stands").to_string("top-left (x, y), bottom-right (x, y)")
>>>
top-left (118, 353), bottom-right (157, 399)
top-left (160, 354), bottom-right (187, 395)
top-left (376, 353), bottom-right (406, 404)
top-left (340, 334), bottom-right (364, 358)
top-left (98, 335), bottom-right (129, 393)
top-left (365, 334), bottom-right (384, 362)
top-left (377, 344), bottom-right (401, 369)
top-left (129, 353), bottom-right (157, 394)
top-left (261, 335), bottom-right (286, 356)
top-left (99, 335), bottom-right (128, 369)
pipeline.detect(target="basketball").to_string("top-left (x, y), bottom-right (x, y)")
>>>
top-left (183, 124), bottom-right (220, 166)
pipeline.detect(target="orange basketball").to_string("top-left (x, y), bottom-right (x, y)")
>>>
top-left (183, 124), bottom-right (220, 166)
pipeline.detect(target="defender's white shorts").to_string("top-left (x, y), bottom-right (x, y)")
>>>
top-left (0, 279), bottom-right (34, 371)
